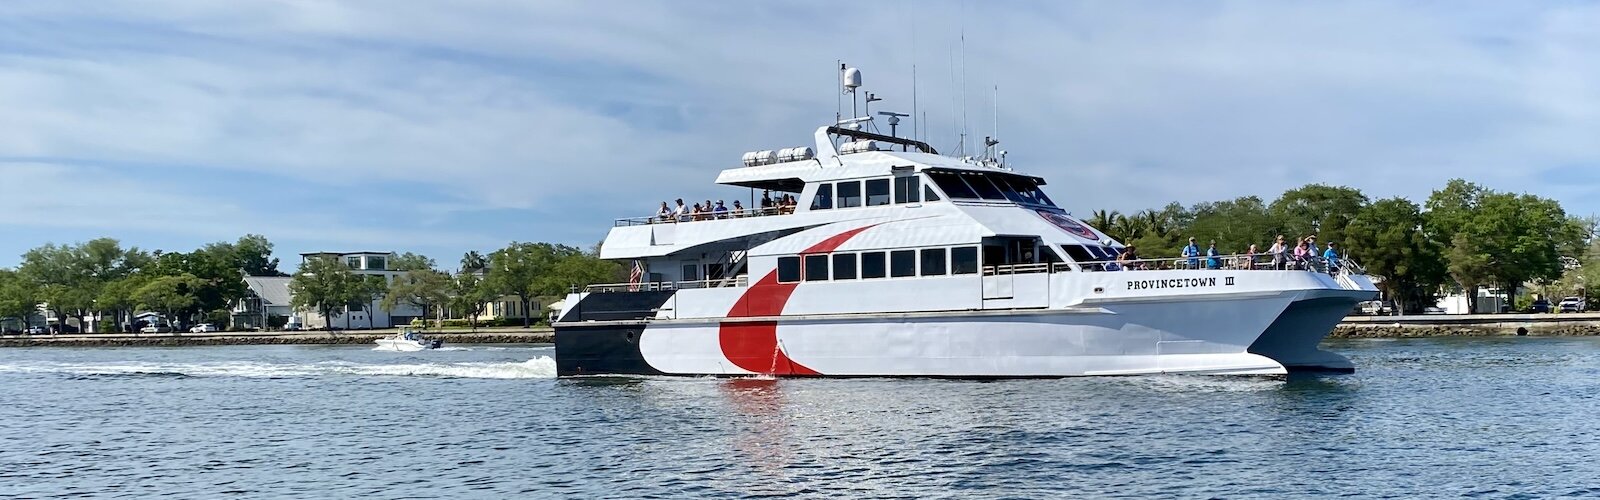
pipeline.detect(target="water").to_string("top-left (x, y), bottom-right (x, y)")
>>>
top-left (3, 338), bottom-right (1599, 498)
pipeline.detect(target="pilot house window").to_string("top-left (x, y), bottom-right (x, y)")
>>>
top-left (837, 181), bottom-right (862, 208)
top-left (810, 184), bottom-right (833, 210)
top-left (866, 178), bottom-right (891, 206)
top-left (895, 176), bottom-right (921, 204)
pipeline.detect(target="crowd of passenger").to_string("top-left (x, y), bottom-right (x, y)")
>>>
top-left (654, 191), bottom-right (798, 222)
top-left (1108, 234), bottom-right (1345, 274)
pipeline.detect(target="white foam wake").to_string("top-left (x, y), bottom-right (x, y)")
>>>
top-left (0, 357), bottom-right (558, 379)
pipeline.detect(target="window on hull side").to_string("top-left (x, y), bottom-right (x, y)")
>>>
top-left (861, 252), bottom-right (887, 279)
top-left (811, 183), bottom-right (833, 210)
top-left (890, 250), bottom-right (917, 278)
top-left (920, 248), bottom-right (947, 276)
top-left (951, 246), bottom-right (979, 274)
top-left (866, 178), bottom-right (891, 206)
top-left (838, 181), bottom-right (862, 208)
top-left (804, 255), bottom-right (830, 281)
top-left (833, 253), bottom-right (857, 280)
top-left (778, 257), bottom-right (800, 283)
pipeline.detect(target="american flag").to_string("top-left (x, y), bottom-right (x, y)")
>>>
top-left (628, 260), bottom-right (644, 291)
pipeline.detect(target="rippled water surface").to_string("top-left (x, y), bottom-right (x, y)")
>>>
top-left (4, 338), bottom-right (1600, 498)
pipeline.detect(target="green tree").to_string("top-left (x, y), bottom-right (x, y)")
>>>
top-left (1446, 233), bottom-right (1494, 310)
top-left (97, 274), bottom-right (151, 332)
top-left (390, 252), bottom-right (436, 272)
top-left (289, 256), bottom-right (364, 331)
top-left (133, 274), bottom-right (205, 327)
top-left (0, 269), bottom-right (40, 329)
top-left (1269, 184), bottom-right (1369, 246)
top-left (383, 268), bottom-right (452, 328)
top-left (1344, 198), bottom-right (1447, 312)
top-left (19, 239), bottom-right (147, 332)
top-left (1188, 196), bottom-right (1277, 254)
top-left (460, 251), bottom-right (487, 273)
top-left (152, 249), bottom-right (247, 323)
top-left (486, 242), bottom-right (569, 328)
top-left (450, 272), bottom-right (491, 331)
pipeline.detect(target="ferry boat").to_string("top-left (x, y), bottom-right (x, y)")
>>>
top-left (553, 68), bottom-right (1377, 378)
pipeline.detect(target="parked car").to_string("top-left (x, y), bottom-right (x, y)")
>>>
top-left (139, 324), bottom-right (173, 333)
top-left (1360, 301), bottom-right (1397, 315)
top-left (1528, 299), bottom-right (1552, 313)
top-left (189, 323), bottom-right (219, 333)
top-left (25, 326), bottom-right (47, 335)
top-left (1559, 297), bottom-right (1587, 313)
top-left (1422, 306), bottom-right (1447, 315)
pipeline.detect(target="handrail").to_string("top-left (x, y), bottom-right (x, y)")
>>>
top-left (1082, 252), bottom-right (1360, 274)
top-left (615, 206), bottom-right (792, 227)
top-left (585, 275), bottom-right (750, 293)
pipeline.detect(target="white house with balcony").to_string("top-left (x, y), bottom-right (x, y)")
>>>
top-left (291, 251), bottom-right (423, 329)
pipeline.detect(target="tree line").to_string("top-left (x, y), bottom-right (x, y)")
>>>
top-left (1087, 179), bottom-right (1597, 312)
top-left (0, 236), bottom-right (622, 332)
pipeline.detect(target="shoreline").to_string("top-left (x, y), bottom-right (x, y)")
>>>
top-left (0, 327), bottom-right (553, 348)
top-left (5, 314), bottom-right (1600, 347)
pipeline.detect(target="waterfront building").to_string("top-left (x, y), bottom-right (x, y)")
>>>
top-left (293, 251), bottom-right (423, 329)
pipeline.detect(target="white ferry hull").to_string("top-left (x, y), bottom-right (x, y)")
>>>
top-left (554, 288), bottom-right (1369, 377)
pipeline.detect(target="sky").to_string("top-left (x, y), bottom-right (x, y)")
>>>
top-left (1, 1), bottom-right (1597, 271)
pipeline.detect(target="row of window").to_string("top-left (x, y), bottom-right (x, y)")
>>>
top-left (926, 171), bottom-right (1056, 207)
top-left (810, 175), bottom-right (942, 211)
top-left (777, 247), bottom-right (981, 283)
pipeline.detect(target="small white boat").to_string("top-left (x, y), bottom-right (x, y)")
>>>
top-left (374, 329), bottom-right (443, 351)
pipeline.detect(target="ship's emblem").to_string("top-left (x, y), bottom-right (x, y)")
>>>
top-left (1036, 210), bottom-right (1100, 240)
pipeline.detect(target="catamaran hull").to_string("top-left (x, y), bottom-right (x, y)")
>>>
top-left (554, 292), bottom-right (1367, 377)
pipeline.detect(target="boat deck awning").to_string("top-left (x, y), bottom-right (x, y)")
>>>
top-left (714, 161), bottom-right (819, 192)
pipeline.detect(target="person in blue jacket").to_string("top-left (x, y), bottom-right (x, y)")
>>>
top-left (1323, 242), bottom-right (1340, 274)
top-left (1182, 237), bottom-right (1200, 269)
top-left (1206, 240), bottom-right (1221, 269)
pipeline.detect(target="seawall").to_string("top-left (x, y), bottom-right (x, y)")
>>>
top-left (1333, 313), bottom-right (1600, 338)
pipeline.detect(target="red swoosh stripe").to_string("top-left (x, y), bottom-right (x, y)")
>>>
top-left (717, 224), bottom-right (878, 375)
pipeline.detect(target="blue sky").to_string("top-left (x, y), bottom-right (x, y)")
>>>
top-left (1, 1), bottom-right (1597, 271)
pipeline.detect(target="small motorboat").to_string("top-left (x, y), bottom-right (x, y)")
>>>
top-left (373, 329), bottom-right (443, 351)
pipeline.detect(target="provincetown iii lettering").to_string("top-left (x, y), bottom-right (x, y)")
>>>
top-left (1126, 277), bottom-right (1227, 290)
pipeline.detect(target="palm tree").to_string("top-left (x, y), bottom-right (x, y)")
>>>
top-left (1088, 209), bottom-right (1119, 232)
top-left (460, 251), bottom-right (486, 274)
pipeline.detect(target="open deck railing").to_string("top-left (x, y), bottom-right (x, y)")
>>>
top-left (584, 275), bottom-right (750, 293)
top-left (615, 207), bottom-right (793, 227)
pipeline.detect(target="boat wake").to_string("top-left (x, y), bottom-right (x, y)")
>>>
top-left (0, 357), bottom-right (558, 379)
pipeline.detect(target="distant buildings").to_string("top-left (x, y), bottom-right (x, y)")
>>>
top-left (293, 251), bottom-right (423, 329)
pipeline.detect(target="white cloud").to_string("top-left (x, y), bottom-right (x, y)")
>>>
top-left (0, 0), bottom-right (1597, 263)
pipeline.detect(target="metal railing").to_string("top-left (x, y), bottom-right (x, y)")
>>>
top-left (615, 206), bottom-right (795, 227)
top-left (585, 275), bottom-right (750, 293)
top-left (1078, 253), bottom-right (1362, 274)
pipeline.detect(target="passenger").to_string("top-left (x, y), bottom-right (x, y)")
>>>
top-left (1243, 244), bottom-right (1259, 270)
top-left (761, 191), bottom-right (775, 213)
top-left (1323, 242), bottom-right (1340, 274)
top-left (656, 201), bottom-right (671, 222)
top-left (1206, 240), bottom-right (1221, 269)
top-left (1306, 236), bottom-right (1321, 270)
top-left (1116, 245), bottom-right (1141, 270)
top-left (673, 198), bottom-right (689, 222)
top-left (1182, 237), bottom-right (1200, 269)
top-left (731, 200), bottom-right (746, 217)
top-left (691, 203), bottom-right (704, 221)
top-left (1293, 238), bottom-right (1310, 269)
top-left (1269, 235), bottom-right (1288, 270)
top-left (713, 200), bottom-right (729, 219)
